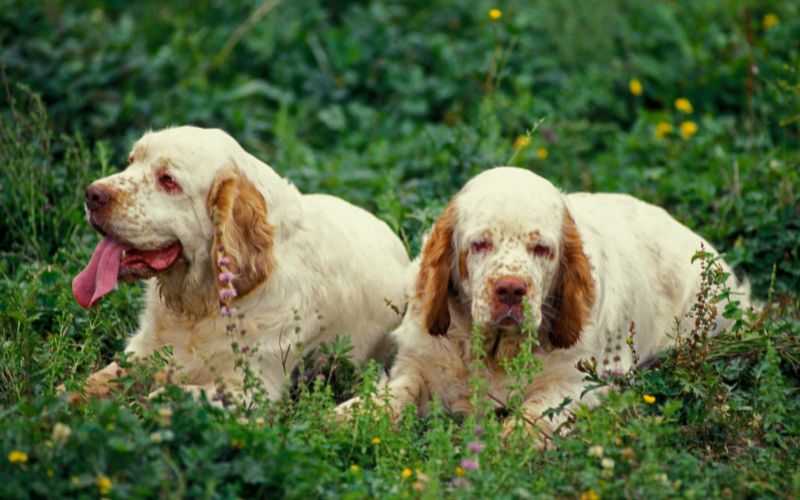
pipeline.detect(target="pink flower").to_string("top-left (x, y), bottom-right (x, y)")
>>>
top-left (473, 425), bottom-right (485, 437)
top-left (459, 458), bottom-right (479, 471)
top-left (467, 441), bottom-right (485, 454)
top-left (217, 257), bottom-right (231, 266)
top-left (218, 271), bottom-right (235, 282)
top-left (219, 288), bottom-right (238, 300)
top-left (220, 306), bottom-right (237, 317)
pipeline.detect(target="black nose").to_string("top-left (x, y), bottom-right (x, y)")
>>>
top-left (493, 277), bottom-right (528, 306)
top-left (85, 184), bottom-right (111, 211)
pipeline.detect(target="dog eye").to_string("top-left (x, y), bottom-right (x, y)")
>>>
top-left (470, 240), bottom-right (492, 253)
top-left (158, 173), bottom-right (181, 193)
top-left (531, 244), bottom-right (552, 258)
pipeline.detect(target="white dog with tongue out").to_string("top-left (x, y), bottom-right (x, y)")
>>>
top-left (68, 126), bottom-right (410, 404)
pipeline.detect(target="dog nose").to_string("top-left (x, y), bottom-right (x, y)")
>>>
top-left (493, 277), bottom-right (528, 306)
top-left (85, 184), bottom-right (111, 211)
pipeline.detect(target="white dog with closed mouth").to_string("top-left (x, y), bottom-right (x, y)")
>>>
top-left (70, 126), bottom-right (410, 404)
top-left (337, 167), bottom-right (750, 444)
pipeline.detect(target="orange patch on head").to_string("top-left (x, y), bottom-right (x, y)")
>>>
top-left (153, 157), bottom-right (170, 170)
top-left (417, 199), bottom-right (458, 336)
top-left (549, 210), bottom-right (595, 349)
top-left (458, 250), bottom-right (469, 281)
top-left (128, 144), bottom-right (148, 165)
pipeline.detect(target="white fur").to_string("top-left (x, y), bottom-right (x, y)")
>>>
top-left (338, 167), bottom-right (750, 442)
top-left (80, 126), bottom-right (410, 403)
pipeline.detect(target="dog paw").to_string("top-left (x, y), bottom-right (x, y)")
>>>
top-left (333, 397), bottom-right (363, 421)
top-left (500, 416), bottom-right (552, 450)
top-left (57, 384), bottom-right (87, 406)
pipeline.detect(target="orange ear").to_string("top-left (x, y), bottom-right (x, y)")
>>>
top-left (416, 200), bottom-right (458, 336)
top-left (208, 167), bottom-right (275, 297)
top-left (550, 210), bottom-right (595, 349)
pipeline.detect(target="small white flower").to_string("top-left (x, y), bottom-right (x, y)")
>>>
top-left (158, 406), bottom-right (173, 426)
top-left (150, 430), bottom-right (174, 444)
top-left (601, 458), bottom-right (615, 469)
top-left (52, 423), bottom-right (72, 444)
top-left (588, 445), bottom-right (604, 458)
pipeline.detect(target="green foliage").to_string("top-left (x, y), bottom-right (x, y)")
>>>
top-left (1, 0), bottom-right (799, 497)
top-left (0, 82), bottom-right (109, 263)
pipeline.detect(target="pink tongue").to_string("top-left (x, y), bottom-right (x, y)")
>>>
top-left (126, 243), bottom-right (182, 270)
top-left (71, 237), bottom-right (126, 308)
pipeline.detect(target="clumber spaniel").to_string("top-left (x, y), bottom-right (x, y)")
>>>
top-left (338, 167), bottom-right (750, 443)
top-left (70, 126), bottom-right (410, 403)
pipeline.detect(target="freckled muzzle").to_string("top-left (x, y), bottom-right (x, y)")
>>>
top-left (489, 275), bottom-right (529, 327)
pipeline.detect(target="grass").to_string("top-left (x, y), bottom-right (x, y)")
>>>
top-left (1, 0), bottom-right (799, 497)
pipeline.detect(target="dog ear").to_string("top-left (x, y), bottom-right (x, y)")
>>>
top-left (416, 200), bottom-right (458, 336)
top-left (208, 167), bottom-right (275, 297)
top-left (550, 210), bottom-right (595, 349)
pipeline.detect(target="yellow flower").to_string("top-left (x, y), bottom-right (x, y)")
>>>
top-left (629, 78), bottom-right (643, 96)
top-left (455, 466), bottom-right (465, 477)
top-left (488, 8), bottom-right (502, 20)
top-left (580, 490), bottom-right (600, 500)
top-left (679, 121), bottom-right (698, 140)
top-left (654, 121), bottom-right (673, 140)
top-left (675, 98), bottom-right (693, 114)
top-left (536, 147), bottom-right (549, 160)
top-left (95, 475), bottom-right (112, 496)
top-left (350, 464), bottom-right (361, 473)
top-left (763, 13), bottom-right (780, 30)
top-left (401, 467), bottom-right (413, 479)
top-left (231, 438), bottom-right (245, 448)
top-left (8, 450), bottom-right (28, 464)
top-left (371, 437), bottom-right (381, 445)
top-left (513, 135), bottom-right (532, 150)
top-left (643, 394), bottom-right (656, 404)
